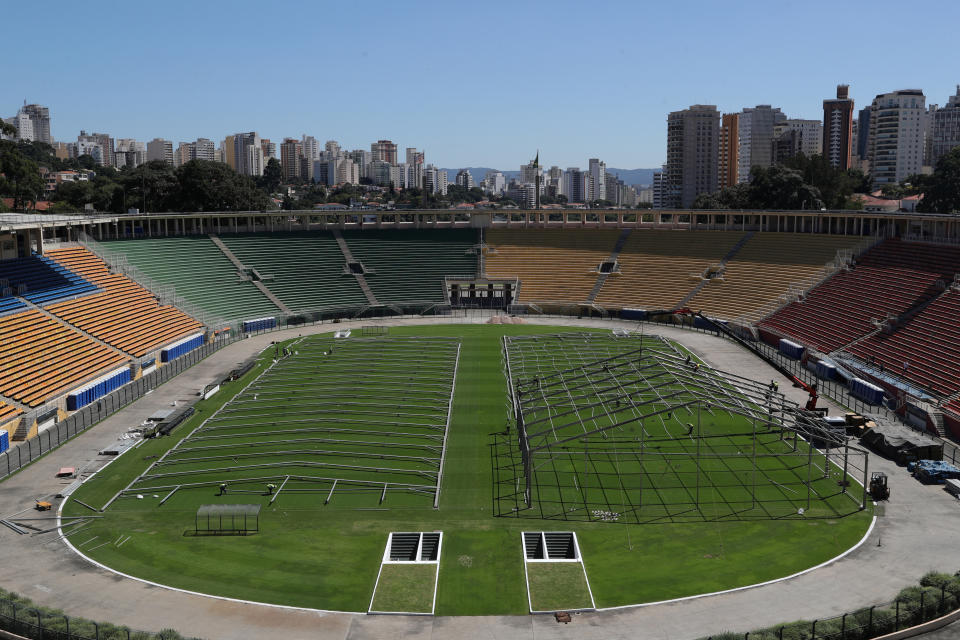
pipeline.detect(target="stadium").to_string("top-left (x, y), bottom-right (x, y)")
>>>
top-left (2, 207), bottom-right (960, 639)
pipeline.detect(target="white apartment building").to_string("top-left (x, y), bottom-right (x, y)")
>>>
top-left (868, 89), bottom-right (926, 186)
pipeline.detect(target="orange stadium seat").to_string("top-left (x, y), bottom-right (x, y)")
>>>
top-left (45, 248), bottom-right (203, 357)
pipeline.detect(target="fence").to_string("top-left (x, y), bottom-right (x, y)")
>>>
top-left (0, 338), bottom-right (234, 482)
top-left (704, 580), bottom-right (960, 639)
top-left (0, 595), bottom-right (190, 640)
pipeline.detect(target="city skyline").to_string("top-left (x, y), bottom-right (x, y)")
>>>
top-left (5, 0), bottom-right (960, 168)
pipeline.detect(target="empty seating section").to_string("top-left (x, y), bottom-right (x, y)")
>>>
top-left (0, 255), bottom-right (97, 305)
top-left (219, 233), bottom-right (368, 311)
top-left (343, 230), bottom-right (476, 303)
top-left (595, 231), bottom-right (745, 310)
top-left (760, 239), bottom-right (960, 352)
top-left (44, 248), bottom-right (204, 357)
top-left (0, 310), bottom-right (128, 407)
top-left (99, 237), bottom-right (279, 321)
top-left (848, 289), bottom-right (960, 396)
top-left (485, 229), bottom-right (620, 303)
top-left (0, 296), bottom-right (26, 315)
top-left (684, 234), bottom-right (860, 322)
top-left (0, 400), bottom-right (21, 423)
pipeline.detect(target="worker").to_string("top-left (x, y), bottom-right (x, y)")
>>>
top-left (266, 483), bottom-right (276, 495)
top-left (219, 483), bottom-right (228, 496)
top-left (773, 381), bottom-right (779, 392)
top-left (686, 423), bottom-right (695, 436)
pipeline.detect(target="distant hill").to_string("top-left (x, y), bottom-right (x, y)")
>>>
top-left (441, 167), bottom-right (658, 188)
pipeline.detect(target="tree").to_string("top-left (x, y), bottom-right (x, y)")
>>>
top-left (0, 146), bottom-right (44, 211)
top-left (917, 148), bottom-right (960, 213)
top-left (259, 157), bottom-right (283, 194)
top-left (0, 120), bottom-right (16, 138)
top-left (121, 161), bottom-right (178, 212)
top-left (172, 160), bottom-right (270, 212)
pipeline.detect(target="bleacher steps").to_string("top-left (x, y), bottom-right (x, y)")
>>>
top-left (675, 231), bottom-right (753, 309)
top-left (586, 230), bottom-right (631, 303)
top-left (331, 230), bottom-right (379, 306)
top-left (208, 235), bottom-right (245, 270)
top-left (930, 410), bottom-right (945, 437)
top-left (209, 235), bottom-right (291, 314)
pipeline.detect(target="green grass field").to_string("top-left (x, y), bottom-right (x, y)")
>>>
top-left (370, 564), bottom-right (437, 613)
top-left (63, 324), bottom-right (873, 614)
top-left (526, 562), bottom-right (593, 611)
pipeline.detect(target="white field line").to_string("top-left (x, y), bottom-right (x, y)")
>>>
top-left (434, 342), bottom-right (461, 508)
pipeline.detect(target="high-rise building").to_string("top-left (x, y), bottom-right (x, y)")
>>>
top-left (51, 142), bottom-right (71, 160)
top-left (665, 105), bottom-right (720, 208)
top-left (867, 89), bottom-right (926, 186)
top-left (588, 158), bottom-right (606, 202)
top-left (301, 135), bottom-right (320, 161)
top-left (737, 105), bottom-right (786, 182)
top-left (482, 171), bottom-right (506, 195)
top-left (193, 138), bottom-right (216, 162)
top-left (455, 169), bottom-right (474, 189)
top-left (114, 139), bottom-right (146, 168)
top-left (928, 85), bottom-right (960, 167)
top-left (86, 133), bottom-right (114, 167)
top-left (175, 142), bottom-right (192, 167)
top-left (773, 119), bottom-right (823, 163)
top-left (232, 132), bottom-right (264, 176)
top-left (561, 168), bottom-right (587, 203)
top-left (75, 136), bottom-right (102, 164)
top-left (424, 165), bottom-right (447, 195)
top-left (260, 139), bottom-right (276, 162)
top-left (280, 138), bottom-right (303, 181)
top-left (405, 148), bottom-right (424, 189)
top-left (6, 103), bottom-right (52, 144)
top-left (823, 84), bottom-right (855, 169)
top-left (718, 113), bottom-right (740, 189)
top-left (652, 168), bottom-right (665, 209)
top-left (520, 160), bottom-right (543, 193)
top-left (222, 136), bottom-right (236, 170)
top-left (371, 140), bottom-right (398, 164)
top-left (855, 106), bottom-right (872, 165)
top-left (146, 138), bottom-right (174, 165)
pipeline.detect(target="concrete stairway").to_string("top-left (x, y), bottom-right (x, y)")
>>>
top-left (331, 230), bottom-right (379, 306)
top-left (587, 229), bottom-right (632, 303)
top-left (209, 235), bottom-right (292, 315)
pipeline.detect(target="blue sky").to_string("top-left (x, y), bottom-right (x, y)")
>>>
top-left (5, 0), bottom-right (959, 169)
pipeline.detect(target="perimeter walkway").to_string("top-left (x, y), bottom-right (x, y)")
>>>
top-left (0, 315), bottom-right (957, 640)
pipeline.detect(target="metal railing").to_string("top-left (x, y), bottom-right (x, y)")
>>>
top-left (702, 580), bottom-right (960, 640)
top-left (76, 233), bottom-right (227, 330)
top-left (0, 338), bottom-right (234, 482)
top-left (0, 594), bottom-right (191, 640)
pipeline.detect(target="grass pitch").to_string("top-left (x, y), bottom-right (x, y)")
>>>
top-left (370, 564), bottom-right (437, 613)
top-left (63, 324), bottom-right (872, 614)
top-left (526, 562), bottom-right (593, 612)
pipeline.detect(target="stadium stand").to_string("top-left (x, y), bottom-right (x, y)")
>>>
top-left (484, 229), bottom-right (620, 303)
top-left (44, 247), bottom-right (204, 357)
top-left (760, 239), bottom-right (960, 353)
top-left (0, 400), bottom-right (21, 423)
top-left (684, 233), bottom-right (862, 322)
top-left (342, 229), bottom-right (477, 304)
top-left (0, 309), bottom-right (128, 407)
top-left (218, 233), bottom-right (368, 312)
top-left (847, 288), bottom-right (960, 396)
top-left (595, 230), bottom-right (746, 310)
top-left (0, 254), bottom-right (97, 306)
top-left (98, 237), bottom-right (280, 321)
top-left (0, 295), bottom-right (27, 316)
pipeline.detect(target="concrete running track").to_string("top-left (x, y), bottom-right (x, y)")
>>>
top-left (1, 315), bottom-right (958, 640)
